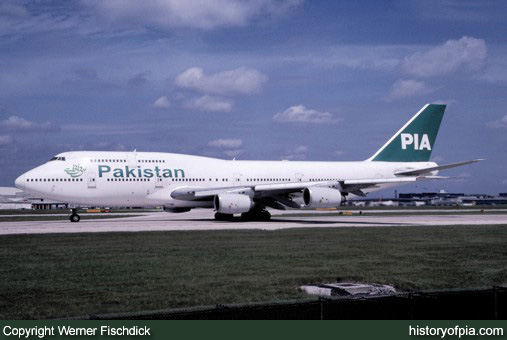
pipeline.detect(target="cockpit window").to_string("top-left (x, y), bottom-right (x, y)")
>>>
top-left (49, 156), bottom-right (66, 161)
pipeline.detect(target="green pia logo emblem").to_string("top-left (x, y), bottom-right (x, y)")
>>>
top-left (400, 133), bottom-right (431, 151)
top-left (65, 164), bottom-right (86, 178)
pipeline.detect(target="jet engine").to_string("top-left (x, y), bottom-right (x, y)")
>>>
top-left (303, 187), bottom-right (344, 208)
top-left (214, 193), bottom-right (253, 214)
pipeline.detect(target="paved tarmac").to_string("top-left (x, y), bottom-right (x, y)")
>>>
top-left (0, 209), bottom-right (506, 235)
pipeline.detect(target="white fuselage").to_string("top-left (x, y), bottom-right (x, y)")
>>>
top-left (15, 151), bottom-right (435, 208)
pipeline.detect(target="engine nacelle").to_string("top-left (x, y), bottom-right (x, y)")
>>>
top-left (303, 187), bottom-right (344, 208)
top-left (214, 193), bottom-right (253, 214)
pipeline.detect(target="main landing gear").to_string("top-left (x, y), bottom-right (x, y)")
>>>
top-left (214, 209), bottom-right (271, 221)
top-left (69, 208), bottom-right (81, 222)
top-left (214, 212), bottom-right (234, 221)
top-left (241, 209), bottom-right (271, 221)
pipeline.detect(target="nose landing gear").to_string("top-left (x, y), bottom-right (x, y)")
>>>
top-left (69, 208), bottom-right (81, 222)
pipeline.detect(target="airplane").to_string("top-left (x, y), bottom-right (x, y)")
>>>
top-left (15, 104), bottom-right (481, 222)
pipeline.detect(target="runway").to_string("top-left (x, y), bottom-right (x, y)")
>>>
top-left (0, 209), bottom-right (506, 235)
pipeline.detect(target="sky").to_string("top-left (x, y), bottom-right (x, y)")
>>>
top-left (0, 0), bottom-right (506, 195)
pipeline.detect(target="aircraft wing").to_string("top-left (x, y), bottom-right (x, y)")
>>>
top-left (167, 176), bottom-right (431, 205)
top-left (169, 181), bottom-right (324, 201)
top-left (170, 186), bottom-right (255, 200)
top-left (152, 160), bottom-right (483, 205)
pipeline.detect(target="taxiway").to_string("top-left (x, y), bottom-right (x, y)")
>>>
top-left (0, 209), bottom-right (506, 235)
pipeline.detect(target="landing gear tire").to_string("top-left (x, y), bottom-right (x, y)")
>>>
top-left (214, 212), bottom-right (234, 221)
top-left (241, 210), bottom-right (271, 221)
top-left (260, 210), bottom-right (271, 221)
top-left (69, 208), bottom-right (81, 222)
top-left (69, 214), bottom-right (80, 222)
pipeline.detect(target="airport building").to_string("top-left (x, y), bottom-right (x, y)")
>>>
top-left (345, 191), bottom-right (507, 207)
top-left (398, 192), bottom-right (507, 206)
top-left (0, 187), bottom-right (68, 210)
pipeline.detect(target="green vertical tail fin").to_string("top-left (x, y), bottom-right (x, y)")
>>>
top-left (368, 104), bottom-right (446, 162)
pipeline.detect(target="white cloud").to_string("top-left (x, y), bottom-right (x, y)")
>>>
top-left (0, 116), bottom-right (58, 132)
top-left (0, 135), bottom-right (13, 146)
top-left (384, 79), bottom-right (434, 101)
top-left (208, 138), bottom-right (243, 148)
top-left (84, 0), bottom-right (302, 30)
top-left (153, 96), bottom-right (171, 109)
top-left (477, 56), bottom-right (507, 85)
top-left (401, 36), bottom-right (487, 77)
top-left (273, 105), bottom-right (336, 124)
top-left (486, 115), bottom-right (507, 128)
top-left (175, 67), bottom-right (268, 96)
top-left (281, 145), bottom-right (307, 160)
top-left (186, 95), bottom-right (233, 112)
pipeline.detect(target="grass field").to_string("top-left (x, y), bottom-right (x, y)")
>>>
top-left (1, 225), bottom-right (507, 319)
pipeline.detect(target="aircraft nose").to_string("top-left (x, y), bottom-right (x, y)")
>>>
top-left (15, 174), bottom-right (25, 190)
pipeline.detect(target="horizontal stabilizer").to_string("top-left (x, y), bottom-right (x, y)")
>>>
top-left (344, 177), bottom-right (417, 185)
top-left (416, 175), bottom-right (449, 180)
top-left (395, 159), bottom-right (483, 176)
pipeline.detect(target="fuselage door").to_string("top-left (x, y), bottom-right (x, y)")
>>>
top-left (155, 176), bottom-right (164, 188)
top-left (295, 173), bottom-right (304, 182)
top-left (127, 152), bottom-right (137, 168)
top-left (233, 173), bottom-right (243, 186)
top-left (87, 172), bottom-right (97, 189)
